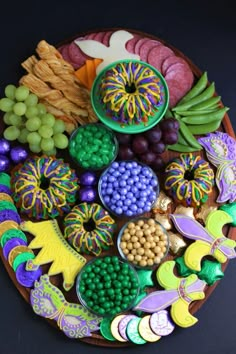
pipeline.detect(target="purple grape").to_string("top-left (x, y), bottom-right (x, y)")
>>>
top-left (144, 126), bottom-right (162, 143)
top-left (162, 131), bottom-right (178, 145)
top-left (132, 135), bottom-right (149, 154)
top-left (140, 151), bottom-right (156, 165)
top-left (151, 156), bottom-right (165, 170)
top-left (118, 146), bottom-right (135, 160)
top-left (116, 132), bottom-right (132, 145)
top-left (151, 141), bottom-right (166, 154)
top-left (159, 118), bottom-right (180, 131)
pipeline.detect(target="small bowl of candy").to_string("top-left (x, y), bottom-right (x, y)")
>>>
top-left (98, 160), bottom-right (159, 218)
top-left (69, 123), bottom-right (118, 170)
top-left (117, 217), bottom-right (169, 269)
top-left (76, 255), bottom-right (140, 317)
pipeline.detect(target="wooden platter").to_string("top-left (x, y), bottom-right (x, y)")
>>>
top-left (0, 28), bottom-right (235, 348)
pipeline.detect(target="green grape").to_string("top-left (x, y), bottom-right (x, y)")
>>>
top-left (42, 147), bottom-right (57, 156)
top-left (53, 133), bottom-right (69, 149)
top-left (53, 119), bottom-right (65, 134)
top-left (15, 86), bottom-right (30, 101)
top-left (24, 93), bottom-right (38, 107)
top-left (18, 128), bottom-right (29, 144)
top-left (25, 106), bottom-right (39, 119)
top-left (5, 84), bottom-right (16, 100)
top-left (29, 143), bottom-right (41, 153)
top-left (27, 132), bottom-right (41, 145)
top-left (9, 113), bottom-right (23, 127)
top-left (41, 138), bottom-right (54, 151)
top-left (41, 113), bottom-right (55, 127)
top-left (0, 98), bottom-right (15, 112)
top-left (13, 102), bottom-right (27, 116)
top-left (3, 126), bottom-right (20, 141)
top-left (37, 103), bottom-right (47, 115)
top-left (3, 112), bottom-right (12, 125)
top-left (25, 117), bottom-right (41, 131)
top-left (38, 125), bottom-right (53, 138)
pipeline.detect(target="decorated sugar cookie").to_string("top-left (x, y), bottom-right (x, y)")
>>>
top-left (170, 210), bottom-right (236, 271)
top-left (134, 261), bottom-right (206, 328)
top-left (198, 132), bottom-right (236, 203)
top-left (21, 220), bottom-right (86, 290)
top-left (31, 274), bottom-right (102, 339)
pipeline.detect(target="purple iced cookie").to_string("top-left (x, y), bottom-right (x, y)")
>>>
top-left (118, 314), bottom-right (138, 340)
top-left (150, 310), bottom-right (175, 336)
top-left (0, 184), bottom-right (11, 195)
top-left (16, 262), bottom-right (43, 288)
top-left (3, 237), bottom-right (27, 260)
top-left (0, 209), bottom-right (21, 224)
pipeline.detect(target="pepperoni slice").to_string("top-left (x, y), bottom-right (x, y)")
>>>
top-left (147, 45), bottom-right (175, 72)
top-left (93, 31), bottom-right (106, 43)
top-left (140, 39), bottom-right (162, 62)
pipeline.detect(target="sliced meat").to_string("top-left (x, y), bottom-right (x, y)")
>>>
top-left (84, 33), bottom-right (97, 39)
top-left (102, 30), bottom-right (113, 46)
top-left (162, 55), bottom-right (192, 76)
top-left (165, 66), bottom-right (194, 107)
top-left (68, 42), bottom-right (91, 69)
top-left (93, 31), bottom-right (106, 42)
top-left (134, 38), bottom-right (149, 54)
top-left (147, 45), bottom-right (175, 72)
top-left (126, 34), bottom-right (142, 54)
top-left (59, 45), bottom-right (79, 69)
top-left (139, 39), bottom-right (162, 62)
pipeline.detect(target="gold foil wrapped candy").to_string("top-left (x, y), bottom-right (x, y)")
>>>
top-left (168, 231), bottom-right (187, 255)
top-left (152, 191), bottom-right (172, 214)
top-left (196, 205), bottom-right (218, 224)
top-left (154, 213), bottom-right (172, 230)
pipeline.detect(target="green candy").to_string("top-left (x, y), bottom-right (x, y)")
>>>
top-left (0, 229), bottom-right (27, 248)
top-left (176, 255), bottom-right (224, 285)
top-left (13, 252), bottom-right (35, 272)
top-left (219, 203), bottom-right (236, 227)
top-left (0, 173), bottom-right (11, 187)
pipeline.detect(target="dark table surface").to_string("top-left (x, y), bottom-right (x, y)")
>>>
top-left (0, 1), bottom-right (235, 354)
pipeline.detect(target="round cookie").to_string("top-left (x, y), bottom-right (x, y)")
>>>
top-left (138, 315), bottom-right (161, 342)
top-left (16, 262), bottom-right (42, 287)
top-left (3, 238), bottom-right (27, 260)
top-left (126, 317), bottom-right (147, 345)
top-left (110, 315), bottom-right (127, 342)
top-left (0, 228), bottom-right (27, 247)
top-left (0, 209), bottom-right (21, 224)
top-left (150, 310), bottom-right (175, 336)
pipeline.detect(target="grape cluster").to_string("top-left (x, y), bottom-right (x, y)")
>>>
top-left (0, 84), bottom-right (68, 155)
top-left (116, 118), bottom-right (180, 171)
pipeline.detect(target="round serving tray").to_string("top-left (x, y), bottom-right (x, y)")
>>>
top-left (0, 28), bottom-right (235, 347)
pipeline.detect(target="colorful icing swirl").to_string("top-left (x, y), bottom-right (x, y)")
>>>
top-left (64, 203), bottom-right (116, 256)
top-left (164, 153), bottom-right (214, 207)
top-left (100, 61), bottom-right (162, 124)
top-left (11, 156), bottom-right (79, 219)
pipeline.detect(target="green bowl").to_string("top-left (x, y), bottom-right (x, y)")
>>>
top-left (91, 59), bottom-right (169, 134)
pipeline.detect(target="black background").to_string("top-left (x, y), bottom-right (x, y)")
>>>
top-left (0, 1), bottom-right (236, 353)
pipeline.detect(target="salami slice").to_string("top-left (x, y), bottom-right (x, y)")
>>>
top-left (93, 31), bottom-right (106, 43)
top-left (134, 38), bottom-right (149, 54)
top-left (147, 45), bottom-right (175, 72)
top-left (166, 67), bottom-right (194, 108)
top-left (68, 42), bottom-right (91, 68)
top-left (59, 45), bottom-right (79, 69)
top-left (140, 39), bottom-right (162, 62)
top-left (102, 30), bottom-right (113, 46)
top-left (126, 34), bottom-right (142, 54)
top-left (84, 33), bottom-right (97, 40)
top-left (162, 56), bottom-right (191, 76)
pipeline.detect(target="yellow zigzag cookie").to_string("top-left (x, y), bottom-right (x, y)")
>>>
top-left (21, 220), bottom-right (86, 291)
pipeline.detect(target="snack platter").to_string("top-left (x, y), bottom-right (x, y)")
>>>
top-left (0, 28), bottom-right (236, 348)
